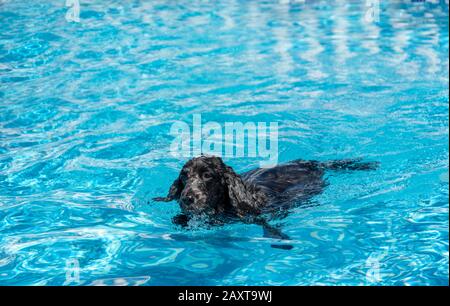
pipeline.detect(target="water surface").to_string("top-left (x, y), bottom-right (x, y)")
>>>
top-left (0, 0), bottom-right (448, 285)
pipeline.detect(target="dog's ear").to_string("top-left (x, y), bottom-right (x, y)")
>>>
top-left (168, 177), bottom-right (183, 200)
top-left (153, 177), bottom-right (183, 202)
top-left (222, 165), bottom-right (261, 218)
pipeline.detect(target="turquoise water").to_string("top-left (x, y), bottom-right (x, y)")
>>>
top-left (0, 0), bottom-right (448, 286)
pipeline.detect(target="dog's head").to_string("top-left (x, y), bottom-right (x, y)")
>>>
top-left (170, 156), bottom-right (230, 216)
top-left (154, 156), bottom-right (262, 219)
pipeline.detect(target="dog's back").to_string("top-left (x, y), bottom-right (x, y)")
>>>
top-left (241, 158), bottom-right (378, 211)
top-left (241, 160), bottom-right (326, 209)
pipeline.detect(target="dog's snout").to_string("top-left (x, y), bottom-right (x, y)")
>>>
top-left (180, 186), bottom-right (197, 204)
top-left (183, 192), bottom-right (195, 203)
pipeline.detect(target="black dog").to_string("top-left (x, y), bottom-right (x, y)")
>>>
top-left (154, 156), bottom-right (378, 247)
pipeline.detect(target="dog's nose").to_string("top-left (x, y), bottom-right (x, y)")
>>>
top-left (181, 190), bottom-right (195, 204)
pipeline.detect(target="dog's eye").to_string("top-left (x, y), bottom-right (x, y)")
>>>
top-left (202, 172), bottom-right (212, 180)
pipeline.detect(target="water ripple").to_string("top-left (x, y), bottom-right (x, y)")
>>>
top-left (0, 0), bottom-right (448, 285)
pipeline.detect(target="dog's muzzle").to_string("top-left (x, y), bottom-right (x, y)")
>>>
top-left (179, 186), bottom-right (215, 216)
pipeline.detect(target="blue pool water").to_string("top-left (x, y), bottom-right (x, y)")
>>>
top-left (0, 0), bottom-right (448, 286)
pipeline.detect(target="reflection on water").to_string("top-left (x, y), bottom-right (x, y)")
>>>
top-left (0, 0), bottom-right (448, 285)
